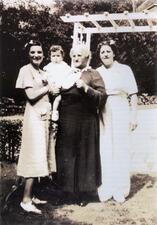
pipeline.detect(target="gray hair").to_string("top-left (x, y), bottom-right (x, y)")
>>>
top-left (70, 45), bottom-right (91, 59)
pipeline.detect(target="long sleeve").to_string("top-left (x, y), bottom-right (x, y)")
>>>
top-left (81, 69), bottom-right (107, 109)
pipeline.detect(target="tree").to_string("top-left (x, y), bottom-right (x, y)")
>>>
top-left (1, 0), bottom-right (157, 98)
top-left (55, 0), bottom-right (157, 94)
top-left (1, 1), bottom-right (73, 98)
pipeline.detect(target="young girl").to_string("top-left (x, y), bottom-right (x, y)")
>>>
top-left (43, 45), bottom-right (71, 121)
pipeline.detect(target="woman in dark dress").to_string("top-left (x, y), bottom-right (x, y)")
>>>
top-left (55, 45), bottom-right (107, 206)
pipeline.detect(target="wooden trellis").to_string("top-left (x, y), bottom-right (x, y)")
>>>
top-left (61, 11), bottom-right (157, 49)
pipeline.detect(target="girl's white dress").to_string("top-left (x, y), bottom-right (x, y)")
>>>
top-left (43, 61), bottom-right (71, 88)
top-left (97, 61), bottom-right (138, 200)
top-left (16, 64), bottom-right (56, 178)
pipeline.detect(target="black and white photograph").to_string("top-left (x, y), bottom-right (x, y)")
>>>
top-left (0, 0), bottom-right (157, 225)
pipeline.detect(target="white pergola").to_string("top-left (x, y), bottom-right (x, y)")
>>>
top-left (61, 10), bottom-right (157, 49)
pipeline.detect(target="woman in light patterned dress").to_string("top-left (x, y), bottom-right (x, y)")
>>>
top-left (96, 39), bottom-right (138, 203)
top-left (16, 40), bottom-right (58, 214)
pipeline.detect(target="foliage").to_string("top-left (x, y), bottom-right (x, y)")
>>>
top-left (1, 0), bottom-right (157, 98)
top-left (1, 1), bottom-right (73, 99)
top-left (0, 93), bottom-right (156, 163)
top-left (0, 97), bottom-right (25, 116)
top-left (0, 92), bottom-right (156, 116)
top-left (0, 119), bottom-right (22, 162)
top-left (55, 0), bottom-right (134, 15)
top-left (138, 94), bottom-right (157, 105)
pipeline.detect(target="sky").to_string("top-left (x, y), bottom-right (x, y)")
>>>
top-left (31, 0), bottom-right (55, 6)
top-left (3, 0), bottom-right (55, 7)
top-left (35, 0), bottom-right (54, 5)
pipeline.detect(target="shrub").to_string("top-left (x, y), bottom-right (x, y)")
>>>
top-left (0, 94), bottom-right (156, 162)
top-left (138, 94), bottom-right (157, 105)
top-left (0, 97), bottom-right (25, 116)
top-left (0, 119), bottom-right (22, 162)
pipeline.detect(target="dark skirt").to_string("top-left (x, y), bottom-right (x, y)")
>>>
top-left (56, 101), bottom-right (101, 193)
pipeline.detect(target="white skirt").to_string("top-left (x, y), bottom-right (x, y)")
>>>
top-left (17, 102), bottom-right (56, 178)
top-left (98, 95), bottom-right (131, 200)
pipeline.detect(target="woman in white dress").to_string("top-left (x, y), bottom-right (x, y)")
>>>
top-left (16, 40), bottom-right (58, 214)
top-left (96, 39), bottom-right (138, 203)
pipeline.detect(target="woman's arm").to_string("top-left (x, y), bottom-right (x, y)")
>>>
top-left (76, 70), bottom-right (107, 108)
top-left (130, 94), bottom-right (138, 131)
top-left (25, 86), bottom-right (49, 102)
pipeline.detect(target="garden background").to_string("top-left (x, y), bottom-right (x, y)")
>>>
top-left (1, 0), bottom-right (157, 225)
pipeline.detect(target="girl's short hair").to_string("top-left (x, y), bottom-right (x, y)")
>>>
top-left (97, 38), bottom-right (118, 58)
top-left (49, 45), bottom-right (64, 58)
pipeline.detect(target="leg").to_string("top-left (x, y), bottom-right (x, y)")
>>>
top-left (76, 192), bottom-right (89, 207)
top-left (22, 178), bottom-right (34, 203)
top-left (20, 178), bottom-right (41, 214)
top-left (51, 95), bottom-right (61, 121)
top-left (53, 95), bottom-right (61, 111)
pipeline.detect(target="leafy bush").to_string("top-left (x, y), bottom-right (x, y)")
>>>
top-left (138, 94), bottom-right (157, 105)
top-left (0, 93), bottom-right (157, 162)
top-left (0, 119), bottom-right (22, 162)
top-left (0, 97), bottom-right (25, 116)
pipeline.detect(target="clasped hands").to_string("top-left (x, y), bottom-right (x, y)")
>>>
top-left (75, 79), bottom-right (88, 92)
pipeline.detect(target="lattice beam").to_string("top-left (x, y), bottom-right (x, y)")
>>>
top-left (109, 19), bottom-right (118, 29)
top-left (77, 22), bottom-right (85, 31)
top-left (84, 25), bottom-right (157, 33)
top-left (91, 21), bottom-right (102, 30)
top-left (61, 11), bottom-right (157, 23)
top-left (61, 11), bottom-right (157, 49)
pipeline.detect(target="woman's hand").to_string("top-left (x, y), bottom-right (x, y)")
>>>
top-left (71, 68), bottom-right (81, 74)
top-left (130, 94), bottom-right (138, 131)
top-left (129, 120), bottom-right (138, 131)
top-left (75, 79), bottom-right (88, 92)
top-left (42, 79), bottom-right (48, 86)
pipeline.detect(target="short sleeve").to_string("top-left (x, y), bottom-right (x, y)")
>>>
top-left (16, 66), bottom-right (33, 89)
top-left (126, 66), bottom-right (138, 95)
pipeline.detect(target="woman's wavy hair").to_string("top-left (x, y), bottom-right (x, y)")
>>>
top-left (97, 38), bottom-right (118, 62)
top-left (24, 40), bottom-right (43, 55)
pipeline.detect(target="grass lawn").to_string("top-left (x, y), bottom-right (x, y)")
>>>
top-left (0, 161), bottom-right (157, 225)
top-left (1, 105), bottom-right (157, 225)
